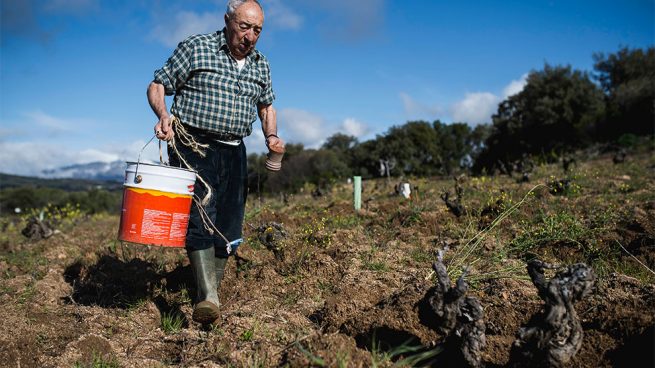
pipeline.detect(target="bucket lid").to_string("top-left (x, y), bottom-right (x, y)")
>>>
top-left (125, 161), bottom-right (196, 174)
top-left (124, 162), bottom-right (197, 194)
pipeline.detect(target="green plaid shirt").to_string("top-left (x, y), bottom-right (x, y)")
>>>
top-left (154, 29), bottom-right (275, 137)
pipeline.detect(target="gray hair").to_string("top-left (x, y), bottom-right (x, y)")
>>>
top-left (226, 0), bottom-right (263, 16)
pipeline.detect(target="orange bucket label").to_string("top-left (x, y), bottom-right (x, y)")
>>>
top-left (118, 187), bottom-right (192, 247)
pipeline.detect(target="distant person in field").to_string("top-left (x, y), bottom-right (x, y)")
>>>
top-left (147, 0), bottom-right (283, 326)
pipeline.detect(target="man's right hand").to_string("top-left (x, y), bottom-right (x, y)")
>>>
top-left (154, 115), bottom-right (174, 141)
top-left (147, 81), bottom-right (174, 141)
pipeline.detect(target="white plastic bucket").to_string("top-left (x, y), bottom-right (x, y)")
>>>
top-left (118, 162), bottom-right (196, 247)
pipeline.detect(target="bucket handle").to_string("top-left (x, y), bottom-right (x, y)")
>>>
top-left (133, 134), bottom-right (165, 184)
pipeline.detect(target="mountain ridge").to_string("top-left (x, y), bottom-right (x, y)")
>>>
top-left (0, 158), bottom-right (181, 191)
top-left (0, 172), bottom-right (123, 191)
top-left (40, 160), bottom-right (127, 182)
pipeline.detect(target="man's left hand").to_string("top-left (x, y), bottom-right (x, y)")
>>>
top-left (266, 135), bottom-right (284, 149)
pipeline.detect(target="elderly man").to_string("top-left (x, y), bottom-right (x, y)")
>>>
top-left (147, 0), bottom-right (282, 325)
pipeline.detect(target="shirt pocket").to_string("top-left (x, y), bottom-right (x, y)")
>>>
top-left (188, 69), bottom-right (237, 95)
top-left (238, 71), bottom-right (265, 99)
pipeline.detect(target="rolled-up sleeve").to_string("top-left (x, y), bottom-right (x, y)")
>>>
top-left (153, 40), bottom-right (193, 96)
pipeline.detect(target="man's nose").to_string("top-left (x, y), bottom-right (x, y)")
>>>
top-left (245, 29), bottom-right (256, 42)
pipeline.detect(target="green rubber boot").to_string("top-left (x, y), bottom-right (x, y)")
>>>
top-left (208, 257), bottom-right (228, 326)
top-left (188, 248), bottom-right (220, 324)
top-left (215, 257), bottom-right (228, 290)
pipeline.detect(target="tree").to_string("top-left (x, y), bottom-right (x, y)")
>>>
top-left (351, 139), bottom-right (382, 178)
top-left (474, 64), bottom-right (605, 172)
top-left (468, 124), bottom-right (492, 157)
top-left (309, 149), bottom-right (352, 187)
top-left (322, 133), bottom-right (358, 153)
top-left (246, 143), bottom-right (307, 195)
top-left (434, 121), bottom-right (475, 175)
top-left (265, 149), bottom-right (314, 193)
top-left (283, 143), bottom-right (305, 160)
top-left (380, 121), bottom-right (441, 176)
top-left (593, 47), bottom-right (655, 139)
top-left (322, 133), bottom-right (358, 172)
top-left (247, 152), bottom-right (269, 197)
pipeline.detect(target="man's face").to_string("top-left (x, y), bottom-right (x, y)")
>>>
top-left (225, 1), bottom-right (264, 60)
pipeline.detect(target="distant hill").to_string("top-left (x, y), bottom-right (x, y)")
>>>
top-left (41, 160), bottom-right (127, 182)
top-left (0, 172), bottom-right (123, 191)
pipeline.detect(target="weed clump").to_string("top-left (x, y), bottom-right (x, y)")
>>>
top-left (254, 222), bottom-right (288, 260)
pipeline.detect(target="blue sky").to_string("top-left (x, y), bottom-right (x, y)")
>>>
top-left (1, 0), bottom-right (653, 176)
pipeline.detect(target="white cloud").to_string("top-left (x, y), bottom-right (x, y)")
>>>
top-left (77, 148), bottom-right (120, 163)
top-left (0, 110), bottom-right (366, 176)
top-left (0, 127), bottom-right (13, 139)
top-left (264, 0), bottom-right (303, 30)
top-left (151, 11), bottom-right (223, 48)
top-left (121, 138), bottom-right (160, 159)
top-left (503, 73), bottom-right (528, 98)
top-left (0, 141), bottom-right (85, 176)
top-left (448, 74), bottom-right (529, 125)
top-left (244, 113), bottom-right (368, 153)
top-left (0, 110), bottom-right (92, 141)
top-left (399, 92), bottom-right (441, 120)
top-left (0, 139), bottom-right (161, 177)
top-left (23, 110), bottom-right (72, 133)
top-left (341, 117), bottom-right (368, 138)
top-left (451, 92), bottom-right (500, 126)
top-left (277, 108), bottom-right (325, 148)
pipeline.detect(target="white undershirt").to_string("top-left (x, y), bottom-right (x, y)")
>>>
top-left (235, 58), bottom-right (246, 71)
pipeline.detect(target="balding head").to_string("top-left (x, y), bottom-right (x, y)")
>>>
top-left (224, 0), bottom-right (264, 60)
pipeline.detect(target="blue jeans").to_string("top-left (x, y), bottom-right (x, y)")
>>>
top-left (169, 137), bottom-right (248, 257)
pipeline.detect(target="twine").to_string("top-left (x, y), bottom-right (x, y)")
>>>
top-left (166, 115), bottom-right (233, 248)
top-left (167, 116), bottom-right (212, 206)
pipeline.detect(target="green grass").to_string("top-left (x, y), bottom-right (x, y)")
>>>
top-left (369, 336), bottom-right (442, 368)
top-left (161, 311), bottom-right (184, 334)
top-left (509, 201), bottom-right (622, 265)
top-left (408, 247), bottom-right (434, 264)
top-left (327, 213), bottom-right (361, 229)
top-left (510, 210), bottom-right (589, 253)
top-left (388, 206), bottom-right (423, 227)
top-left (2, 248), bottom-right (49, 280)
top-left (73, 353), bottom-right (120, 368)
top-left (317, 279), bottom-right (337, 295)
top-left (363, 259), bottom-right (389, 272)
top-left (361, 244), bottom-right (390, 272)
top-left (296, 342), bottom-right (326, 367)
top-left (124, 298), bottom-right (148, 312)
top-left (0, 283), bottom-right (16, 296)
top-left (17, 281), bottom-right (37, 305)
top-left (241, 327), bottom-right (255, 342)
top-left (336, 351), bottom-right (351, 368)
top-left (446, 184), bottom-right (544, 280)
top-left (282, 290), bottom-right (301, 306)
top-left (300, 216), bottom-right (332, 248)
top-left (611, 241), bottom-right (655, 282)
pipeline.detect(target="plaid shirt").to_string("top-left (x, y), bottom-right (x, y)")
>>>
top-left (154, 29), bottom-right (275, 137)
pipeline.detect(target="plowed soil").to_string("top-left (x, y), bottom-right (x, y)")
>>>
top-left (1, 152), bottom-right (653, 367)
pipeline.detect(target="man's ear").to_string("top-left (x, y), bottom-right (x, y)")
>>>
top-left (224, 13), bottom-right (229, 25)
